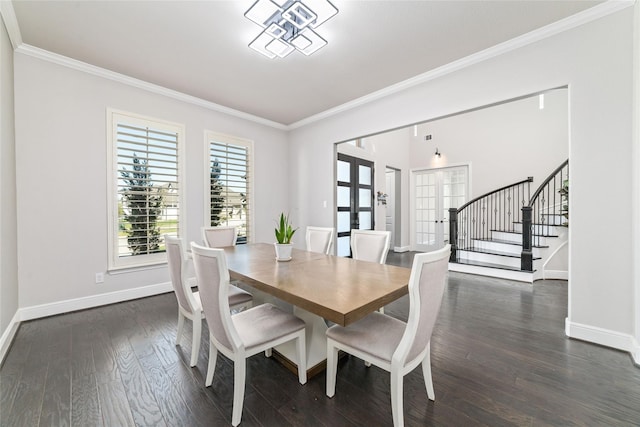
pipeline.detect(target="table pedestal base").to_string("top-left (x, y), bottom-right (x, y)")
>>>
top-left (273, 306), bottom-right (330, 378)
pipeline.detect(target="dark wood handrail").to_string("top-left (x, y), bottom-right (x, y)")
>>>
top-left (450, 176), bottom-right (533, 263)
top-left (457, 177), bottom-right (533, 212)
top-left (521, 159), bottom-right (569, 271)
top-left (527, 159), bottom-right (569, 207)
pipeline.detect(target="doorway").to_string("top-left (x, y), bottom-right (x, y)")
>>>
top-left (411, 165), bottom-right (468, 252)
top-left (336, 153), bottom-right (375, 257)
top-left (385, 167), bottom-right (401, 250)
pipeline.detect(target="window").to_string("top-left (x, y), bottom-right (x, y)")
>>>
top-left (107, 110), bottom-right (185, 269)
top-left (205, 132), bottom-right (253, 244)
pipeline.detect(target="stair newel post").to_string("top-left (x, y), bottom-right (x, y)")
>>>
top-left (521, 206), bottom-right (533, 271)
top-left (449, 208), bottom-right (458, 262)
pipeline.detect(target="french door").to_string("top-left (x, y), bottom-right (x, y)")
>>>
top-left (336, 153), bottom-right (374, 257)
top-left (412, 165), bottom-right (468, 252)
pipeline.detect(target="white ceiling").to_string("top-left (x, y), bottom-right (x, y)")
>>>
top-left (11, 0), bottom-right (602, 126)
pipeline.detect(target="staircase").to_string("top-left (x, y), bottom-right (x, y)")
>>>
top-left (448, 160), bottom-right (569, 283)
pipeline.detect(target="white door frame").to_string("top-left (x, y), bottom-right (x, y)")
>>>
top-left (410, 163), bottom-right (471, 252)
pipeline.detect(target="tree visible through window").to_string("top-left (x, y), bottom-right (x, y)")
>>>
top-left (108, 110), bottom-right (184, 269)
top-left (207, 133), bottom-right (252, 244)
top-left (120, 154), bottom-right (163, 255)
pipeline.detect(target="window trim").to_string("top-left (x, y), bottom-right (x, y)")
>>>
top-left (107, 108), bottom-right (186, 270)
top-left (203, 130), bottom-right (254, 244)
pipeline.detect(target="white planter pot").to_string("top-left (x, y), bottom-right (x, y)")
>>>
top-left (274, 243), bottom-right (293, 261)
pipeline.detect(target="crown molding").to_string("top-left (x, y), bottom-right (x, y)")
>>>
top-left (15, 44), bottom-right (289, 131)
top-left (288, 0), bottom-right (635, 130)
top-left (6, 1), bottom-right (635, 131)
top-left (0, 0), bottom-right (23, 49)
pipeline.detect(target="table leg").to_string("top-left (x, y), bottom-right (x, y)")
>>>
top-left (273, 306), bottom-right (328, 377)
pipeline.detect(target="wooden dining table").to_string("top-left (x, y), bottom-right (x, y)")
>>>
top-left (222, 243), bottom-right (411, 377)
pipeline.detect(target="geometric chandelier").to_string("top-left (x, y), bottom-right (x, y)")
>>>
top-left (245, 0), bottom-right (338, 59)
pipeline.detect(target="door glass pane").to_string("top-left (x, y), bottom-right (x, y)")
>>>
top-left (359, 212), bottom-right (372, 230)
top-left (337, 160), bottom-right (350, 182)
top-left (358, 165), bottom-right (371, 185)
top-left (359, 188), bottom-right (371, 208)
top-left (337, 236), bottom-right (350, 257)
top-left (337, 212), bottom-right (350, 233)
top-left (337, 186), bottom-right (350, 208)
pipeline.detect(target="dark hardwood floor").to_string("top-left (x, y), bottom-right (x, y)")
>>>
top-left (2, 252), bottom-right (640, 426)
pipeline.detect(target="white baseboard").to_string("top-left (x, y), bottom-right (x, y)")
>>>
top-left (633, 338), bottom-right (640, 366)
top-left (0, 311), bottom-right (21, 364)
top-left (393, 246), bottom-right (410, 253)
top-left (565, 318), bottom-right (636, 354)
top-left (543, 269), bottom-right (568, 280)
top-left (19, 281), bottom-right (173, 322)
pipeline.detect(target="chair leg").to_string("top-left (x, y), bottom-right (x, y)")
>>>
top-left (176, 311), bottom-right (185, 345)
top-left (422, 342), bottom-right (435, 401)
top-left (190, 316), bottom-right (201, 367)
top-left (205, 340), bottom-right (218, 387)
top-left (326, 340), bottom-right (339, 397)
top-left (231, 359), bottom-right (246, 427)
top-left (390, 367), bottom-right (404, 427)
top-left (295, 332), bottom-right (307, 385)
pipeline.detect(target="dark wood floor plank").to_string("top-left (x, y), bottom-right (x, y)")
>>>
top-left (0, 331), bottom-right (31, 420)
top-left (2, 364), bottom-right (48, 426)
top-left (3, 325), bottom-right (54, 427)
top-left (39, 355), bottom-right (71, 427)
top-left (274, 373), bottom-right (357, 427)
top-left (93, 325), bottom-right (121, 385)
top-left (137, 351), bottom-right (202, 427)
top-left (164, 359), bottom-right (229, 425)
top-left (113, 339), bottom-right (167, 427)
top-left (71, 373), bottom-right (101, 427)
top-left (3, 256), bottom-right (640, 426)
top-left (97, 380), bottom-right (136, 427)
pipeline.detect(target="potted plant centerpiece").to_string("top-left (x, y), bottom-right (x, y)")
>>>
top-left (274, 212), bottom-right (297, 261)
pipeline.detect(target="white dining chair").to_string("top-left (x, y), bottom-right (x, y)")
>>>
top-left (350, 229), bottom-right (391, 264)
top-left (305, 226), bottom-right (335, 254)
top-left (190, 242), bottom-right (307, 427)
top-left (201, 225), bottom-right (238, 247)
top-left (326, 245), bottom-right (451, 427)
top-left (351, 229), bottom-right (391, 314)
top-left (201, 226), bottom-right (253, 312)
top-left (165, 235), bottom-right (252, 368)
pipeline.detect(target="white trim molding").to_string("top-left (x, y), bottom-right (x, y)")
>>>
top-left (288, 0), bottom-right (635, 130)
top-left (5, 1), bottom-right (633, 132)
top-left (2, 282), bottom-right (173, 362)
top-left (18, 282), bottom-right (172, 322)
top-left (0, 0), bottom-right (23, 49)
top-left (543, 270), bottom-right (568, 280)
top-left (15, 44), bottom-right (288, 131)
top-left (566, 318), bottom-right (638, 356)
top-left (0, 311), bottom-right (21, 364)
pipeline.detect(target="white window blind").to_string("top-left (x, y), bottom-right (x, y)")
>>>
top-left (108, 110), bottom-right (184, 269)
top-left (206, 133), bottom-right (252, 244)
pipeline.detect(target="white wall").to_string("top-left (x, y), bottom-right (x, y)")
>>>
top-left (362, 128), bottom-right (412, 247)
top-left (0, 13), bottom-right (19, 357)
top-left (334, 130), bottom-right (412, 248)
top-left (289, 8), bottom-right (636, 352)
top-left (410, 89), bottom-right (568, 197)
top-left (355, 91), bottom-right (568, 250)
top-left (14, 53), bottom-right (289, 310)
